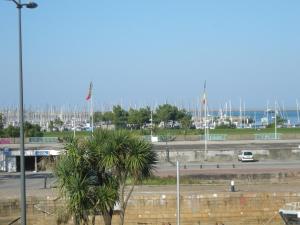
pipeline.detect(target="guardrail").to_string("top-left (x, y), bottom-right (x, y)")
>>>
top-left (254, 133), bottom-right (282, 140)
top-left (143, 135), bottom-right (176, 142)
top-left (200, 134), bottom-right (227, 141)
top-left (0, 137), bottom-right (60, 144)
top-left (29, 137), bottom-right (59, 143)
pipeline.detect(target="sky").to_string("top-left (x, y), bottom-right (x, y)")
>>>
top-left (0, 0), bottom-right (300, 110)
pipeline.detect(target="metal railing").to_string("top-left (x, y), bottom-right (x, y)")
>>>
top-left (254, 133), bottom-right (282, 140)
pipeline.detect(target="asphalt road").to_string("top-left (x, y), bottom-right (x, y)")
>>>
top-left (1, 159), bottom-right (300, 199)
top-left (152, 139), bottom-right (300, 151)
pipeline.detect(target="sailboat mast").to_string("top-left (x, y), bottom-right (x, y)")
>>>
top-left (203, 81), bottom-right (208, 161)
top-left (239, 98), bottom-right (242, 128)
top-left (243, 101), bottom-right (246, 127)
top-left (297, 99), bottom-right (300, 124)
top-left (275, 101), bottom-right (277, 139)
top-left (229, 100), bottom-right (232, 123)
top-left (267, 100), bottom-right (269, 126)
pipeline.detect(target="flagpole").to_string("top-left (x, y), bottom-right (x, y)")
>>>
top-left (150, 110), bottom-right (153, 138)
top-left (275, 101), bottom-right (277, 140)
top-left (204, 99), bottom-right (207, 160)
top-left (91, 93), bottom-right (94, 134)
top-left (176, 160), bottom-right (180, 225)
top-left (86, 82), bottom-right (93, 134)
top-left (203, 81), bottom-right (208, 161)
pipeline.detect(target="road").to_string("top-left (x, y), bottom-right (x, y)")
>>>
top-left (152, 139), bottom-right (300, 151)
top-left (1, 159), bottom-right (300, 199)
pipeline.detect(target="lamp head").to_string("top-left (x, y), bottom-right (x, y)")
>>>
top-left (26, 2), bottom-right (38, 8)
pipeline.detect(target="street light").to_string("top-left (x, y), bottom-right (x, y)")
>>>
top-left (7, 1), bottom-right (38, 225)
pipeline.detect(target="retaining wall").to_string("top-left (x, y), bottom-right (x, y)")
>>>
top-left (1, 192), bottom-right (299, 225)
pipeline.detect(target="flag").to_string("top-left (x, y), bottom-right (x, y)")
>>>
top-left (202, 81), bottom-right (206, 105)
top-left (85, 82), bottom-right (93, 101)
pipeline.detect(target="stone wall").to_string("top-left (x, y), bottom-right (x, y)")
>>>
top-left (1, 192), bottom-right (299, 225)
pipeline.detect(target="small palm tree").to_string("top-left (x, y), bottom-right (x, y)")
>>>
top-left (55, 139), bottom-right (91, 225)
top-left (55, 130), bottom-right (157, 225)
top-left (55, 138), bottom-right (118, 225)
top-left (94, 129), bottom-right (158, 225)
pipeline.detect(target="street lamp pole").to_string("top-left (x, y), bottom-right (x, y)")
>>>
top-left (8, 1), bottom-right (38, 225)
top-left (17, 3), bottom-right (26, 225)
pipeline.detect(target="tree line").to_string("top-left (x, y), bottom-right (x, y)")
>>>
top-left (0, 113), bottom-right (43, 138)
top-left (94, 103), bottom-right (193, 130)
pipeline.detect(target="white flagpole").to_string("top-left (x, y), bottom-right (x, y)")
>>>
top-left (176, 160), bottom-right (180, 225)
top-left (150, 110), bottom-right (153, 138)
top-left (297, 99), bottom-right (300, 123)
top-left (275, 101), bottom-right (277, 139)
top-left (204, 99), bottom-right (207, 160)
top-left (203, 81), bottom-right (208, 161)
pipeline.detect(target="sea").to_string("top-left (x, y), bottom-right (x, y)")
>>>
top-left (207, 110), bottom-right (300, 126)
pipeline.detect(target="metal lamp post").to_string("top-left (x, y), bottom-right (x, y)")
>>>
top-left (7, 1), bottom-right (38, 225)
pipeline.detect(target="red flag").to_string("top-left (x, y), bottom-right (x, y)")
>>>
top-left (85, 82), bottom-right (93, 101)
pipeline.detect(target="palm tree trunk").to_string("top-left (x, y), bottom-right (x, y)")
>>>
top-left (91, 215), bottom-right (95, 225)
top-left (119, 210), bottom-right (125, 225)
top-left (102, 208), bottom-right (113, 225)
top-left (119, 182), bottom-right (126, 225)
top-left (119, 183), bottom-right (135, 225)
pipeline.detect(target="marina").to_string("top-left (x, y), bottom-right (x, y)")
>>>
top-left (1, 106), bottom-right (300, 132)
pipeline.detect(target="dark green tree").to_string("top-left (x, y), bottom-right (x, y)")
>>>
top-left (176, 109), bottom-right (192, 129)
top-left (127, 108), bottom-right (140, 129)
top-left (4, 125), bottom-right (19, 138)
top-left (24, 122), bottom-right (43, 137)
top-left (54, 117), bottom-right (64, 130)
top-left (93, 111), bottom-right (103, 123)
top-left (49, 121), bottom-right (54, 132)
top-left (127, 107), bottom-right (151, 129)
top-left (102, 111), bottom-right (114, 125)
top-left (0, 113), bottom-right (4, 137)
top-left (266, 115), bottom-right (287, 128)
top-left (155, 104), bottom-right (178, 127)
top-left (139, 107), bottom-right (151, 125)
top-left (112, 105), bottom-right (128, 129)
top-left (0, 113), bottom-right (4, 130)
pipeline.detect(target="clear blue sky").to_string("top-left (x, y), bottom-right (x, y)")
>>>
top-left (1, 0), bottom-right (299, 110)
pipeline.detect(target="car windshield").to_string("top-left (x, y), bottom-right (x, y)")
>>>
top-left (244, 152), bottom-right (252, 156)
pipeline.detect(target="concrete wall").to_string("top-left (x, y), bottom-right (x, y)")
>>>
top-left (174, 133), bottom-right (300, 141)
top-left (156, 149), bottom-right (300, 162)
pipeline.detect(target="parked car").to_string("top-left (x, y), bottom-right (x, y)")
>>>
top-left (238, 151), bottom-right (254, 162)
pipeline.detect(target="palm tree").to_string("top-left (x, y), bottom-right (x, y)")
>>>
top-left (55, 130), bottom-right (157, 225)
top-left (55, 138), bottom-right (118, 225)
top-left (94, 129), bottom-right (158, 225)
top-left (55, 139), bottom-right (91, 225)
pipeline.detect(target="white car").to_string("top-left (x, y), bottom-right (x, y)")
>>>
top-left (238, 151), bottom-right (254, 162)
